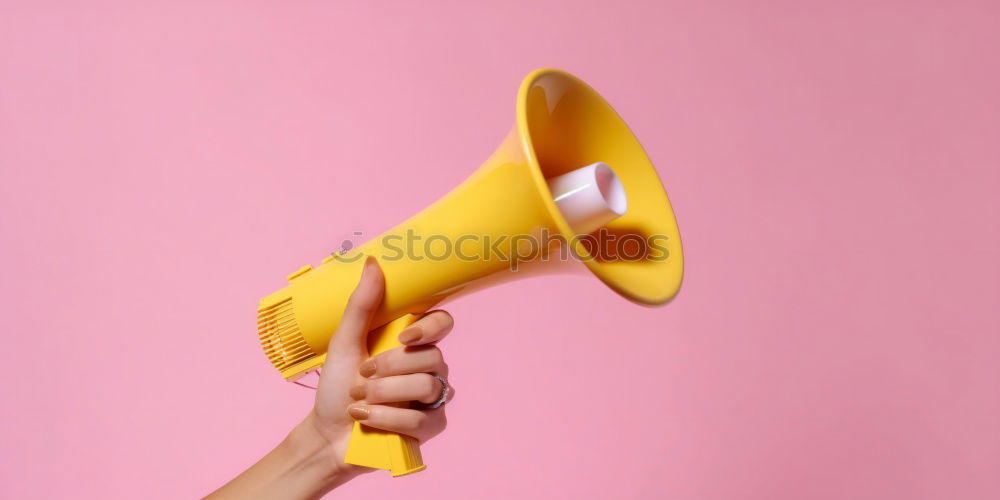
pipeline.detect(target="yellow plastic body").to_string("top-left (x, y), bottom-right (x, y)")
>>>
top-left (256, 68), bottom-right (684, 475)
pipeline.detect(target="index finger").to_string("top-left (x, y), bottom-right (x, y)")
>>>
top-left (397, 310), bottom-right (453, 346)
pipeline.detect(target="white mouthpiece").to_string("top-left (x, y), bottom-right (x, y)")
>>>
top-left (546, 162), bottom-right (627, 235)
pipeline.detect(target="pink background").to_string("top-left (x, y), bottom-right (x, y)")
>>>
top-left (2, 1), bottom-right (998, 498)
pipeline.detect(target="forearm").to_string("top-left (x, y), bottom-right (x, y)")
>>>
top-left (207, 415), bottom-right (361, 499)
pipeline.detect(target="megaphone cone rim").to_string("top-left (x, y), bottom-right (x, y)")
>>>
top-left (514, 68), bottom-right (684, 306)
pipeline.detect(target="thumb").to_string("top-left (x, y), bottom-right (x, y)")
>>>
top-left (313, 256), bottom-right (383, 422)
top-left (327, 256), bottom-right (384, 363)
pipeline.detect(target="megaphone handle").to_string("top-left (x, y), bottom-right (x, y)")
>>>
top-left (343, 313), bottom-right (428, 476)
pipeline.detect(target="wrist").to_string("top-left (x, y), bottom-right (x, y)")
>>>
top-left (279, 415), bottom-right (363, 493)
top-left (206, 414), bottom-right (363, 499)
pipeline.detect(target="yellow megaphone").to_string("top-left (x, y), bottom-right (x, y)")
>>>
top-left (256, 68), bottom-right (683, 476)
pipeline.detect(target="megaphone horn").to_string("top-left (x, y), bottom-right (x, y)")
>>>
top-left (256, 68), bottom-right (684, 476)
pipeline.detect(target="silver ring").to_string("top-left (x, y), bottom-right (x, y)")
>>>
top-left (424, 374), bottom-right (449, 409)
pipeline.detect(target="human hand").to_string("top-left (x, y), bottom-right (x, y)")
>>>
top-left (208, 257), bottom-right (454, 498)
top-left (305, 256), bottom-right (455, 478)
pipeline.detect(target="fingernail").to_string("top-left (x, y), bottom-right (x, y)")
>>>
top-left (398, 326), bottom-right (423, 345)
top-left (359, 358), bottom-right (376, 378)
top-left (349, 383), bottom-right (367, 400)
top-left (348, 405), bottom-right (370, 421)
